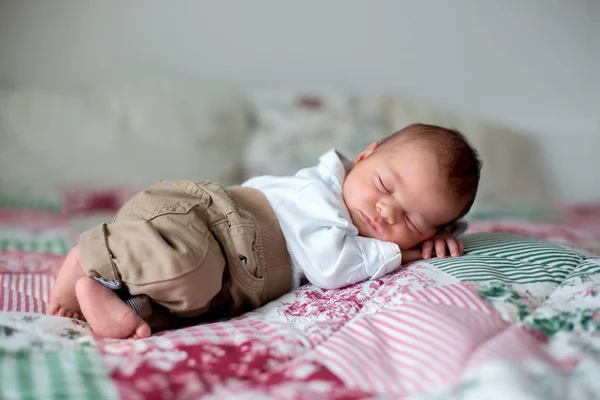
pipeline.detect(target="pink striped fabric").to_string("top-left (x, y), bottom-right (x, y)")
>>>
top-left (0, 273), bottom-right (53, 313)
top-left (465, 325), bottom-right (559, 370)
top-left (0, 206), bottom-right (66, 315)
top-left (0, 250), bottom-right (59, 314)
top-left (315, 283), bottom-right (544, 397)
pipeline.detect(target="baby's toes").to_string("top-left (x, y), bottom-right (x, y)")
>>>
top-left (47, 303), bottom-right (59, 316)
top-left (73, 312), bottom-right (85, 321)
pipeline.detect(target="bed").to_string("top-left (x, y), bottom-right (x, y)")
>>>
top-left (1, 86), bottom-right (598, 399)
top-left (1, 189), bottom-right (599, 399)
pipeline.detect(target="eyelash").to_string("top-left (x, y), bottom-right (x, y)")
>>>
top-left (405, 215), bottom-right (420, 233)
top-left (377, 176), bottom-right (390, 194)
top-left (377, 175), bottom-right (419, 232)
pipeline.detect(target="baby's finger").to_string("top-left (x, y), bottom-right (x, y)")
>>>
top-left (422, 240), bottom-right (434, 259)
top-left (435, 238), bottom-right (447, 258)
top-left (458, 240), bottom-right (465, 255)
top-left (447, 238), bottom-right (459, 257)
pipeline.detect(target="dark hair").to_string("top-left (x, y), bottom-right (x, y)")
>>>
top-left (380, 123), bottom-right (482, 218)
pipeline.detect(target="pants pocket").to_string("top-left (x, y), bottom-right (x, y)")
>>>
top-left (211, 221), bottom-right (264, 291)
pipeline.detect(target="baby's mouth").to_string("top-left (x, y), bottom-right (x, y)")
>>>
top-left (359, 211), bottom-right (379, 234)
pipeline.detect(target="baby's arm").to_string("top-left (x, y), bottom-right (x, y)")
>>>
top-left (399, 247), bottom-right (424, 264)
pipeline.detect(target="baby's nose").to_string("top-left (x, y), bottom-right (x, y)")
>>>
top-left (376, 202), bottom-right (396, 224)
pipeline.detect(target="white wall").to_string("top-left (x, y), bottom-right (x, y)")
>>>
top-left (0, 0), bottom-right (598, 201)
top-left (592, 1), bottom-right (600, 124)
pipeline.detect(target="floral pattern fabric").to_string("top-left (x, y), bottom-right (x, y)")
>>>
top-left (1, 190), bottom-right (600, 399)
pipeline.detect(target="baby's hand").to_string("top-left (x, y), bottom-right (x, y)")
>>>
top-left (421, 234), bottom-right (464, 259)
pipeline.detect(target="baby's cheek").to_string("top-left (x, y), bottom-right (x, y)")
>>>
top-left (394, 233), bottom-right (426, 250)
top-left (420, 227), bottom-right (440, 241)
top-left (403, 232), bottom-right (436, 250)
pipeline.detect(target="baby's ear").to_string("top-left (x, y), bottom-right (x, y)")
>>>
top-left (354, 142), bottom-right (379, 163)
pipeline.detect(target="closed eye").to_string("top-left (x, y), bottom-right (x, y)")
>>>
top-left (405, 215), bottom-right (421, 234)
top-left (377, 176), bottom-right (390, 194)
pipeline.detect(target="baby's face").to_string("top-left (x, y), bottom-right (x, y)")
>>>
top-left (343, 140), bottom-right (463, 250)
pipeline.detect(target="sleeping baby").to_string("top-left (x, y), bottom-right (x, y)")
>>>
top-left (47, 123), bottom-right (482, 339)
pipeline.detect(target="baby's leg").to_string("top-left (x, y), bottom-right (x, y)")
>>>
top-left (75, 277), bottom-right (151, 339)
top-left (48, 245), bottom-right (86, 320)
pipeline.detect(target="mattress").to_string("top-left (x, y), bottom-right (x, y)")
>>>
top-left (1, 190), bottom-right (599, 399)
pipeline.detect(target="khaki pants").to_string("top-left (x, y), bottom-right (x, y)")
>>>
top-left (79, 180), bottom-right (291, 331)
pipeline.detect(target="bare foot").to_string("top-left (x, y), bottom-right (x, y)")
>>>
top-left (75, 277), bottom-right (151, 339)
top-left (48, 245), bottom-right (86, 320)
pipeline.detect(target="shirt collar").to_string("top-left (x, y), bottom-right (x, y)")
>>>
top-left (318, 149), bottom-right (352, 192)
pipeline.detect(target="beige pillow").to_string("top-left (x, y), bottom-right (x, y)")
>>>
top-left (0, 81), bottom-right (253, 193)
top-left (382, 97), bottom-right (553, 211)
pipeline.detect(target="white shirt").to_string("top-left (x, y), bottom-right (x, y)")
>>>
top-left (243, 149), bottom-right (403, 289)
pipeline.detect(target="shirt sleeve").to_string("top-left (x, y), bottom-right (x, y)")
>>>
top-left (276, 182), bottom-right (402, 290)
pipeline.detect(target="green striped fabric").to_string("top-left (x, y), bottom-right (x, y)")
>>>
top-left (0, 194), bottom-right (62, 213)
top-left (427, 233), bottom-right (585, 284)
top-left (0, 348), bottom-right (118, 400)
top-left (561, 259), bottom-right (600, 284)
top-left (0, 234), bottom-right (70, 255)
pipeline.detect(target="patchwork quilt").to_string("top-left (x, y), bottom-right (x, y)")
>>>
top-left (1, 191), bottom-right (599, 399)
